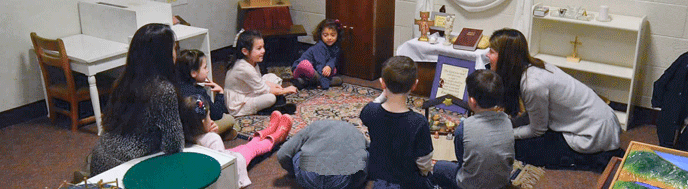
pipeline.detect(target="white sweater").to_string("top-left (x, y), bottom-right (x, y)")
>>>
top-left (514, 63), bottom-right (622, 153)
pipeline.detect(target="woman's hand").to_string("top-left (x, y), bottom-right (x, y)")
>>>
top-left (322, 66), bottom-right (332, 77)
top-left (202, 81), bottom-right (223, 94)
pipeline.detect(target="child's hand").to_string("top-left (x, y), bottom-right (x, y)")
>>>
top-left (205, 120), bottom-right (219, 133)
top-left (322, 66), bottom-right (332, 77)
top-left (202, 81), bottom-right (224, 94)
top-left (284, 86), bottom-right (298, 94)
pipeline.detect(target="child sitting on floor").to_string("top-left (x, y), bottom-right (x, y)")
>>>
top-left (176, 49), bottom-right (236, 139)
top-left (225, 30), bottom-right (298, 116)
top-left (291, 18), bottom-right (344, 90)
top-left (360, 56), bottom-right (434, 188)
top-left (180, 94), bottom-right (292, 188)
top-left (430, 69), bottom-right (515, 189)
top-left (276, 120), bottom-right (369, 189)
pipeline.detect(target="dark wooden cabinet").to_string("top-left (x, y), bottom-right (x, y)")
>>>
top-left (327, 0), bottom-right (395, 80)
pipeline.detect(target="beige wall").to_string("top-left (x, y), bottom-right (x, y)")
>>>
top-left (0, 0), bottom-right (82, 112)
top-left (394, 0), bottom-right (688, 109)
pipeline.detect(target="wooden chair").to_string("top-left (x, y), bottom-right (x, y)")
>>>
top-left (30, 32), bottom-right (112, 132)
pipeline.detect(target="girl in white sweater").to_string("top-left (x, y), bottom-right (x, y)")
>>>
top-left (224, 30), bottom-right (297, 116)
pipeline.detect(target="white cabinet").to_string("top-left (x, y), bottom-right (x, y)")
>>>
top-left (78, 0), bottom-right (213, 83)
top-left (78, 0), bottom-right (173, 44)
top-left (529, 6), bottom-right (647, 130)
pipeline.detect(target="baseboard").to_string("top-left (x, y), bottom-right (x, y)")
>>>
top-left (0, 100), bottom-right (47, 129)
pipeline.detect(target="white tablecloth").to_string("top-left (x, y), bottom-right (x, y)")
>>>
top-left (396, 37), bottom-right (490, 70)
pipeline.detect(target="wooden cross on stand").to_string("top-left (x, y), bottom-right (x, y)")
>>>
top-left (567, 36), bottom-right (582, 63)
top-left (415, 11), bottom-right (434, 42)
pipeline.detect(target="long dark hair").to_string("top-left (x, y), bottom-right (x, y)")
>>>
top-left (176, 49), bottom-right (206, 84)
top-left (180, 95), bottom-right (208, 144)
top-left (228, 30), bottom-right (262, 70)
top-left (489, 28), bottom-right (545, 116)
top-left (312, 18), bottom-right (344, 43)
top-left (103, 23), bottom-right (180, 134)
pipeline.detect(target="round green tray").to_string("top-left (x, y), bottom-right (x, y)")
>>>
top-left (123, 152), bottom-right (221, 189)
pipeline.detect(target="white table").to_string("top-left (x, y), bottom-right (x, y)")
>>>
top-left (50, 25), bottom-right (212, 135)
top-left (395, 37), bottom-right (491, 70)
top-left (59, 34), bottom-right (129, 135)
top-left (84, 145), bottom-right (239, 189)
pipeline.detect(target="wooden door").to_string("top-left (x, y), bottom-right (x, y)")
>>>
top-left (327, 0), bottom-right (394, 80)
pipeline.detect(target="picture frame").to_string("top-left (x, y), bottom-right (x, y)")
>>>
top-left (429, 12), bottom-right (454, 30)
top-left (609, 141), bottom-right (688, 189)
top-left (430, 55), bottom-right (476, 114)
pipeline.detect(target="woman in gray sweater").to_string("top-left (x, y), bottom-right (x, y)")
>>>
top-left (488, 28), bottom-right (624, 172)
top-left (89, 23), bottom-right (185, 175)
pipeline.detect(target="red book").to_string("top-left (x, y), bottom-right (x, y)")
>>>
top-left (453, 28), bottom-right (483, 51)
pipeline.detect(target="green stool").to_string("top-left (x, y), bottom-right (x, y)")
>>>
top-left (123, 152), bottom-right (221, 189)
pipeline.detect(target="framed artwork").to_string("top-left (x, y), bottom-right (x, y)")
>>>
top-left (430, 12), bottom-right (454, 30)
top-left (430, 55), bottom-right (476, 114)
top-left (610, 141), bottom-right (688, 189)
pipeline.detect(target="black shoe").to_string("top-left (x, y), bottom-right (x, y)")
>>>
top-left (330, 76), bottom-right (343, 86)
top-left (293, 78), bottom-right (307, 90)
top-left (275, 103), bottom-right (297, 115)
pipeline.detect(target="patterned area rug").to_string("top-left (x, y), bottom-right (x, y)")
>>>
top-left (233, 83), bottom-right (544, 188)
top-left (233, 83), bottom-right (465, 139)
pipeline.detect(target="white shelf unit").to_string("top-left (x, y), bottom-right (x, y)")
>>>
top-left (529, 6), bottom-right (646, 130)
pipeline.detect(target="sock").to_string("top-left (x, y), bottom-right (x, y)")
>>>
top-left (373, 93), bottom-right (387, 103)
top-left (292, 60), bottom-right (315, 79)
top-left (229, 137), bottom-right (275, 166)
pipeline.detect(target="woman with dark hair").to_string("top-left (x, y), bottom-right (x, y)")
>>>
top-left (89, 23), bottom-right (185, 175)
top-left (488, 28), bottom-right (623, 172)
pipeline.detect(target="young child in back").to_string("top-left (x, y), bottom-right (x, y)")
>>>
top-left (225, 30), bottom-right (298, 116)
top-left (176, 49), bottom-right (236, 138)
top-left (430, 69), bottom-right (515, 189)
top-left (360, 56), bottom-right (434, 188)
top-left (291, 18), bottom-right (343, 90)
top-left (180, 94), bottom-right (292, 188)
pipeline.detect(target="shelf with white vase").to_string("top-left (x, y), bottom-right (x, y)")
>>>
top-left (529, 6), bottom-right (647, 130)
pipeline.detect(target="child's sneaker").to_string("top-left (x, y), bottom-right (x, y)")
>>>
top-left (292, 78), bottom-right (307, 90)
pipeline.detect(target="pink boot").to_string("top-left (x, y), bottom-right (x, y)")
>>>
top-left (266, 114), bottom-right (293, 145)
top-left (254, 111), bottom-right (281, 140)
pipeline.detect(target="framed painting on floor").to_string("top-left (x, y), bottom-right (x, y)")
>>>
top-left (429, 55), bottom-right (476, 114)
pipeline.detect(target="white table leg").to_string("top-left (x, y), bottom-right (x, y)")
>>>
top-left (39, 70), bottom-right (50, 118)
top-left (88, 75), bottom-right (104, 135)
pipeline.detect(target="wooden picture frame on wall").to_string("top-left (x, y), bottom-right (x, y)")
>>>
top-left (430, 55), bottom-right (476, 114)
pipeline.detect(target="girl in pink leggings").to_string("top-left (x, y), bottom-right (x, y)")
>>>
top-left (180, 94), bottom-right (292, 188)
top-left (291, 18), bottom-right (344, 89)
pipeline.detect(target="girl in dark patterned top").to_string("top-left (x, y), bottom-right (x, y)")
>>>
top-left (89, 23), bottom-right (185, 176)
top-left (176, 49), bottom-right (236, 137)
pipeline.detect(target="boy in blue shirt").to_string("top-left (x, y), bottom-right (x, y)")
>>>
top-left (360, 56), bottom-right (434, 188)
top-left (431, 69), bottom-right (515, 189)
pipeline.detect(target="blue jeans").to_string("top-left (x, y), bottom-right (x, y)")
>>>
top-left (430, 123), bottom-right (464, 189)
top-left (292, 152), bottom-right (367, 189)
